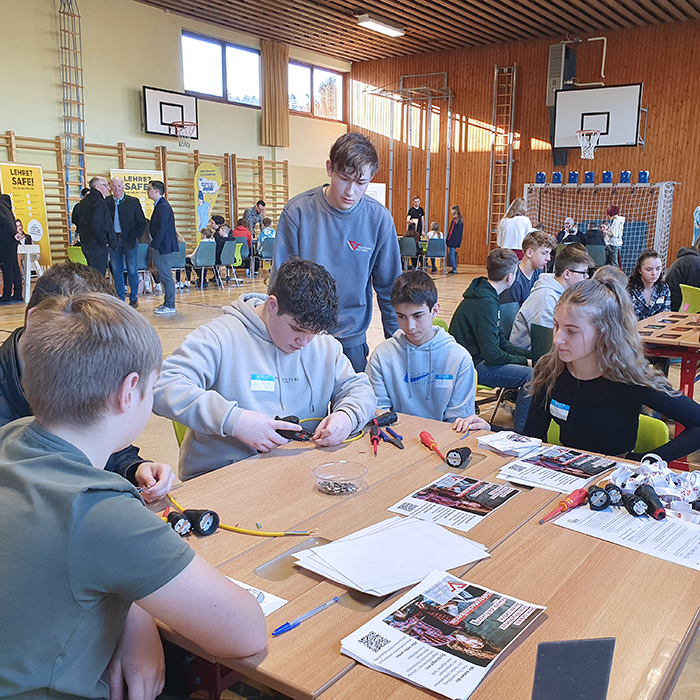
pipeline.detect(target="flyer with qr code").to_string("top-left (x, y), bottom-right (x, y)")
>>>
top-left (341, 570), bottom-right (545, 700)
top-left (387, 475), bottom-right (521, 534)
top-left (498, 446), bottom-right (617, 494)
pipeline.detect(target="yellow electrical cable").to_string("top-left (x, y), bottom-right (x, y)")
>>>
top-left (166, 494), bottom-right (312, 538)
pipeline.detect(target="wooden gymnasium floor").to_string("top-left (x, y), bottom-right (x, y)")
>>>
top-left (1, 264), bottom-right (699, 699)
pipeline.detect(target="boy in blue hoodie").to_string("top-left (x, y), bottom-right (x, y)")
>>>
top-left (153, 257), bottom-right (376, 480)
top-left (367, 271), bottom-right (477, 432)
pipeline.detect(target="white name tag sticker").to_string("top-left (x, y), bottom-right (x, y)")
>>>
top-left (434, 374), bottom-right (454, 388)
top-left (251, 374), bottom-right (275, 392)
top-left (549, 399), bottom-right (570, 421)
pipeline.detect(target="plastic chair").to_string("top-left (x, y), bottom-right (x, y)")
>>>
top-left (680, 284), bottom-right (700, 313)
top-left (425, 238), bottom-right (447, 274)
top-left (399, 237), bottom-right (417, 270)
top-left (171, 241), bottom-right (187, 287)
top-left (172, 421), bottom-right (187, 448)
top-left (546, 414), bottom-right (669, 454)
top-left (67, 246), bottom-right (88, 265)
top-left (499, 302), bottom-right (520, 341)
top-left (136, 243), bottom-right (149, 271)
top-left (258, 236), bottom-right (275, 272)
top-left (586, 245), bottom-right (607, 268)
top-left (432, 317), bottom-right (449, 331)
top-left (190, 240), bottom-right (219, 289)
top-left (531, 323), bottom-right (554, 366)
top-left (233, 237), bottom-right (251, 276)
top-left (217, 240), bottom-right (239, 286)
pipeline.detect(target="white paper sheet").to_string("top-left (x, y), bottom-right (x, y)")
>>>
top-left (341, 570), bottom-right (545, 700)
top-left (554, 507), bottom-right (700, 569)
top-left (226, 577), bottom-right (287, 616)
top-left (387, 474), bottom-right (520, 533)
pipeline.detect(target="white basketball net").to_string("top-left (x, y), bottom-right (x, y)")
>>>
top-left (576, 130), bottom-right (601, 160)
top-left (170, 121), bottom-right (196, 149)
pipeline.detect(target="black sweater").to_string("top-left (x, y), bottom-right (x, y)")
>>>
top-left (523, 366), bottom-right (700, 462)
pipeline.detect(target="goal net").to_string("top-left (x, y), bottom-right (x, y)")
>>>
top-left (525, 182), bottom-right (677, 274)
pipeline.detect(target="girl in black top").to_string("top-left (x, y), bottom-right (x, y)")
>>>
top-left (523, 277), bottom-right (700, 462)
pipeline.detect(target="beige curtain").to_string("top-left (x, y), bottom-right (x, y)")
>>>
top-left (260, 40), bottom-right (290, 148)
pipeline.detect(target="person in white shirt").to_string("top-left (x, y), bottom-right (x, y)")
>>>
top-left (496, 198), bottom-right (532, 259)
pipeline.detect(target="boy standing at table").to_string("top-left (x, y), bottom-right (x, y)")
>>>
top-left (270, 132), bottom-right (401, 372)
top-left (367, 271), bottom-right (477, 432)
top-left (0, 293), bottom-right (266, 699)
top-left (153, 257), bottom-right (376, 480)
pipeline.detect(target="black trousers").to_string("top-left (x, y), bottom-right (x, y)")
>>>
top-left (82, 245), bottom-right (110, 275)
top-left (0, 252), bottom-right (22, 300)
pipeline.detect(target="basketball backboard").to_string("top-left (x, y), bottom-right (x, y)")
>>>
top-left (143, 86), bottom-right (198, 140)
top-left (553, 83), bottom-right (642, 149)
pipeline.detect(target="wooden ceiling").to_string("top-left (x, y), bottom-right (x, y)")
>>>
top-left (137, 0), bottom-right (700, 62)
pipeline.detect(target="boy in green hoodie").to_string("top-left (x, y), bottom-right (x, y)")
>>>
top-left (450, 248), bottom-right (532, 432)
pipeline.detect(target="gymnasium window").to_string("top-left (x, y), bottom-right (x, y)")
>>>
top-left (181, 33), bottom-right (260, 107)
top-left (288, 62), bottom-right (343, 121)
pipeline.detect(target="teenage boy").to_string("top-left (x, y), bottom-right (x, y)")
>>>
top-left (147, 180), bottom-right (178, 315)
top-left (500, 231), bottom-right (556, 305)
top-left (270, 132), bottom-right (401, 372)
top-left (450, 248), bottom-right (531, 432)
top-left (0, 293), bottom-right (266, 699)
top-left (0, 261), bottom-right (174, 501)
top-left (153, 257), bottom-right (376, 480)
top-left (407, 195), bottom-right (425, 236)
top-left (510, 245), bottom-right (594, 350)
top-left (367, 271), bottom-right (476, 431)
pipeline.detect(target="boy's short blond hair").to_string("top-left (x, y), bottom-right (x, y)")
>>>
top-left (20, 293), bottom-right (162, 427)
top-left (522, 231), bottom-right (556, 253)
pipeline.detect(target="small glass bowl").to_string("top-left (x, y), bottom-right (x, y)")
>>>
top-left (313, 461), bottom-right (367, 495)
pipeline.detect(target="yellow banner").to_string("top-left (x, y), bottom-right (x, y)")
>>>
top-left (110, 169), bottom-right (164, 219)
top-left (0, 162), bottom-right (51, 266)
top-left (194, 162), bottom-right (223, 243)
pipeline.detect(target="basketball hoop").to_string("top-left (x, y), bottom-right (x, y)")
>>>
top-left (576, 130), bottom-right (601, 160)
top-left (169, 121), bottom-right (196, 148)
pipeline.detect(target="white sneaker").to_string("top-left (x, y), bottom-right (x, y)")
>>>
top-left (154, 283), bottom-right (162, 293)
top-left (154, 304), bottom-right (176, 315)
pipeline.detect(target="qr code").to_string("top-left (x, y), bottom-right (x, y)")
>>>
top-left (358, 631), bottom-right (391, 653)
top-left (508, 463), bottom-right (526, 472)
top-left (396, 502), bottom-right (418, 513)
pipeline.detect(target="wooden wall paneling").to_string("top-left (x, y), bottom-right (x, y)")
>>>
top-left (351, 20), bottom-right (700, 267)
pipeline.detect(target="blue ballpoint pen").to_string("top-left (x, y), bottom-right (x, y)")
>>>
top-left (272, 597), bottom-right (339, 636)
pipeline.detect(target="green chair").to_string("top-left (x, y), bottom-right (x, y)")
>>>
top-left (531, 323), bottom-right (554, 366)
top-left (172, 421), bottom-right (187, 448)
top-left (432, 317), bottom-right (449, 331)
top-left (67, 246), bottom-right (88, 265)
top-left (586, 245), bottom-right (607, 268)
top-left (546, 414), bottom-right (669, 454)
top-left (499, 302), bottom-right (520, 341)
top-left (680, 284), bottom-right (700, 313)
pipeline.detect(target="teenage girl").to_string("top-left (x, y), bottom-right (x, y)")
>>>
top-left (496, 198), bottom-right (532, 259)
top-left (627, 249), bottom-right (671, 320)
top-left (446, 205), bottom-right (463, 274)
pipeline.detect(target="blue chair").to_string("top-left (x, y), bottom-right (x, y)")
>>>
top-left (218, 240), bottom-right (239, 287)
top-left (399, 237), bottom-right (417, 270)
top-left (258, 236), bottom-right (275, 272)
top-left (586, 245), bottom-right (606, 268)
top-left (136, 243), bottom-right (149, 271)
top-left (425, 238), bottom-right (447, 274)
top-left (499, 302), bottom-right (520, 342)
top-left (530, 323), bottom-right (553, 366)
top-left (171, 241), bottom-right (187, 288)
top-left (190, 240), bottom-right (219, 289)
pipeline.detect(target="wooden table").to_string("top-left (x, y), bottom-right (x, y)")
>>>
top-left (638, 311), bottom-right (700, 399)
top-left (159, 415), bottom-right (557, 699)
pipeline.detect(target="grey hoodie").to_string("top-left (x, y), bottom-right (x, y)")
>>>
top-left (366, 327), bottom-right (476, 421)
top-left (510, 274), bottom-right (564, 350)
top-left (152, 293), bottom-right (376, 480)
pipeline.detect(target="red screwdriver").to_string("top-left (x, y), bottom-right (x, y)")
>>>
top-left (539, 488), bottom-right (589, 524)
top-left (370, 421), bottom-right (380, 457)
top-left (420, 431), bottom-right (445, 461)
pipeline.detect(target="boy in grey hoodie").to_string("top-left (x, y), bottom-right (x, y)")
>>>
top-left (510, 245), bottom-right (593, 350)
top-left (367, 271), bottom-right (478, 432)
top-left (153, 258), bottom-right (376, 480)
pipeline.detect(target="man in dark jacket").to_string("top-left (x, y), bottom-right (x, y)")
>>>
top-left (76, 177), bottom-right (117, 274)
top-left (665, 246), bottom-right (700, 311)
top-left (450, 248), bottom-right (532, 431)
top-left (0, 194), bottom-right (23, 303)
top-left (147, 180), bottom-right (178, 315)
top-left (107, 177), bottom-right (147, 308)
top-left (0, 261), bottom-right (173, 499)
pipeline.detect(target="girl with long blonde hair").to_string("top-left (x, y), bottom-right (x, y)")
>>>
top-left (523, 277), bottom-right (700, 461)
top-left (496, 197), bottom-right (532, 258)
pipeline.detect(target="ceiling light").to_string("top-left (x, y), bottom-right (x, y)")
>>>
top-left (357, 14), bottom-right (405, 38)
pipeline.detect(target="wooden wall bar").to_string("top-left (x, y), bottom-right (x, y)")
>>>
top-left (351, 20), bottom-right (700, 266)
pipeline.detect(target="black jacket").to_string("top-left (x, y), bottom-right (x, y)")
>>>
top-left (0, 194), bottom-right (17, 258)
top-left (76, 188), bottom-right (117, 250)
top-left (106, 194), bottom-right (148, 249)
top-left (666, 247), bottom-right (700, 311)
top-left (0, 327), bottom-right (145, 483)
top-left (149, 196), bottom-right (178, 254)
